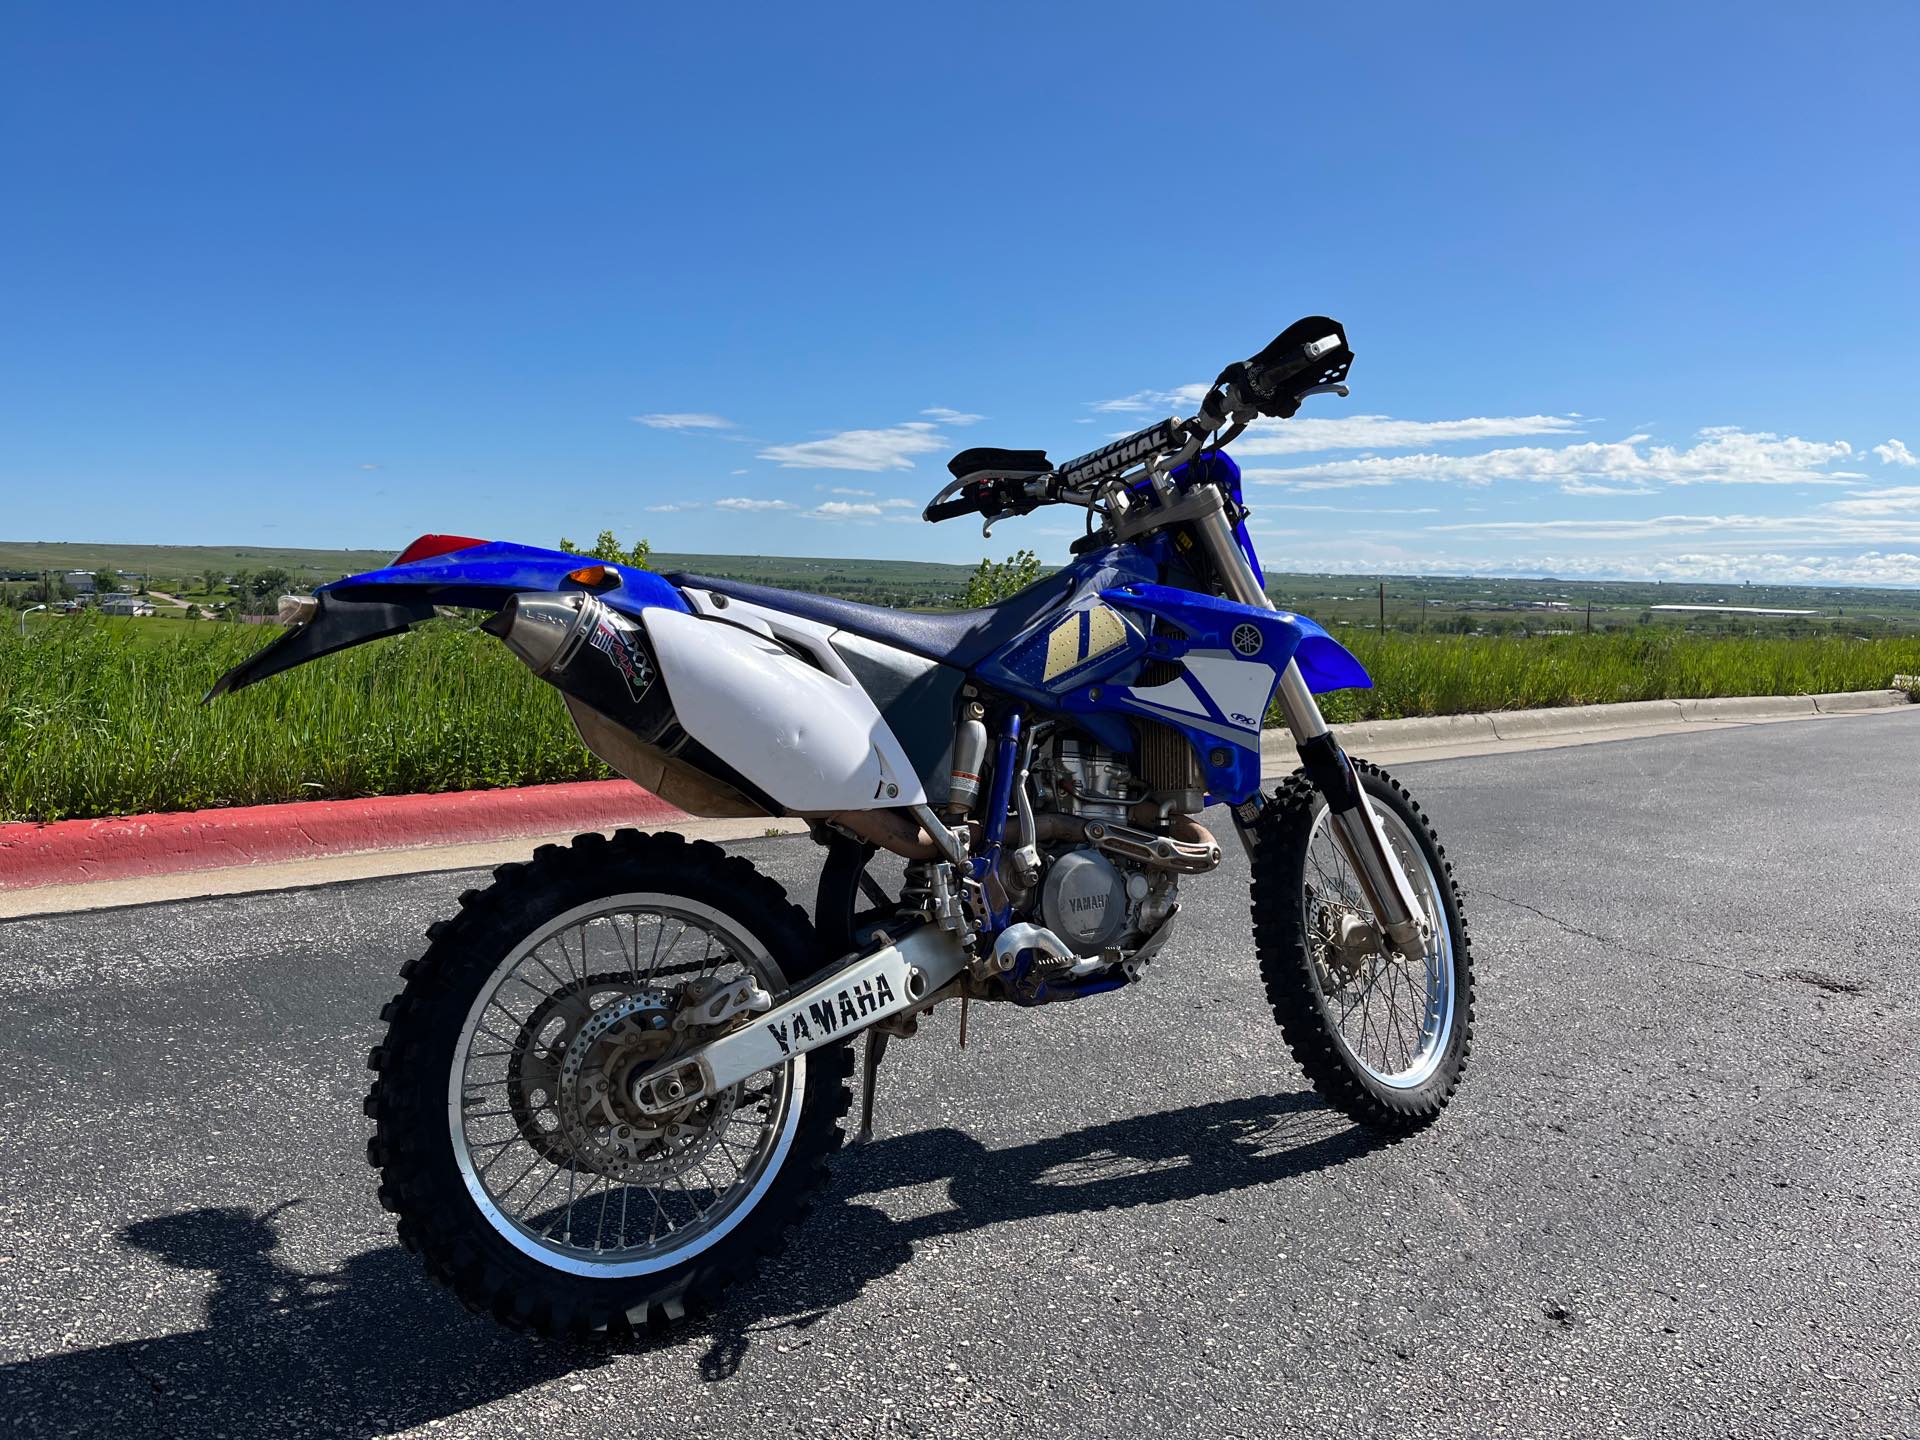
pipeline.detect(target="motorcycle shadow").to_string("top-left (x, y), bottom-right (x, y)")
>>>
top-left (696, 1087), bottom-right (1378, 1379)
top-left (0, 1090), bottom-right (1374, 1436)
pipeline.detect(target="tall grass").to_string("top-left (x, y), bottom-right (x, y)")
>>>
top-left (2, 617), bottom-right (1914, 823)
top-left (0, 617), bottom-right (604, 823)
top-left (1309, 628), bottom-right (1920, 725)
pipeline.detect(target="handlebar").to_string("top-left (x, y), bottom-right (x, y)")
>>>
top-left (921, 317), bottom-right (1354, 528)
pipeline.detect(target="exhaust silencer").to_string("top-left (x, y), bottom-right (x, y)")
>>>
top-left (483, 592), bottom-right (671, 731)
top-left (482, 591), bottom-right (770, 819)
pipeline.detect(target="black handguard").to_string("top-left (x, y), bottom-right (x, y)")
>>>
top-left (1212, 317), bottom-right (1354, 421)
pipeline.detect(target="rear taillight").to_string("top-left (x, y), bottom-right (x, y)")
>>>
top-left (393, 533), bottom-right (491, 565)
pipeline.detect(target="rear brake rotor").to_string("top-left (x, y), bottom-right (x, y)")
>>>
top-left (506, 973), bottom-right (638, 1164)
top-left (556, 992), bottom-right (740, 1186)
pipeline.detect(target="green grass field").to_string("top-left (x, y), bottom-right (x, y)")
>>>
top-left (0, 617), bottom-right (605, 823)
top-left (2, 613), bottom-right (1914, 823)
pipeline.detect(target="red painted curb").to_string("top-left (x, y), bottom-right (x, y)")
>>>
top-left (0, 781), bottom-right (690, 891)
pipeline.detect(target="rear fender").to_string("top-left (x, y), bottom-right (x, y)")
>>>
top-left (207, 539), bottom-right (690, 697)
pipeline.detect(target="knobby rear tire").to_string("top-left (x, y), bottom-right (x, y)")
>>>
top-left (1251, 761), bottom-right (1475, 1133)
top-left (362, 828), bottom-right (853, 1338)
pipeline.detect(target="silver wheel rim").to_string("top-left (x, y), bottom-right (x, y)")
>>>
top-left (448, 893), bottom-right (804, 1278)
top-left (1300, 803), bottom-right (1455, 1090)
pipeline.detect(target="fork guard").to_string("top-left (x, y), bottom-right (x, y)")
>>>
top-left (629, 922), bottom-right (970, 1117)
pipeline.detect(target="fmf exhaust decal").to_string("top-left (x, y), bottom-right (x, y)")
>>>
top-left (587, 612), bottom-right (654, 703)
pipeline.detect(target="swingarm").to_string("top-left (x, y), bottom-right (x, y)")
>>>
top-left (627, 922), bottom-right (969, 1118)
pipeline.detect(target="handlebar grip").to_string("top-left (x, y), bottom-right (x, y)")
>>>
top-left (924, 493), bottom-right (984, 523)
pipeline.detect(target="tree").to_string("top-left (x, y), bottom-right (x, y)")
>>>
top-left (93, 570), bottom-right (118, 597)
top-left (559, 530), bottom-right (652, 569)
top-left (961, 549), bottom-right (1042, 607)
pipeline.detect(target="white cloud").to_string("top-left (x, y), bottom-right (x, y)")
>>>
top-left (730, 468), bottom-right (748, 476)
top-left (1232, 413), bottom-right (1585, 457)
top-left (1558, 480), bottom-right (1658, 496)
top-left (633, 412), bottom-right (736, 431)
top-left (358, 462), bottom-right (382, 471)
top-left (714, 497), bottom-right (794, 512)
top-left (759, 422), bottom-right (947, 472)
top-left (830, 486), bottom-right (875, 496)
top-left (1261, 503), bottom-right (1442, 515)
top-left (1249, 429), bottom-right (1865, 494)
top-left (1240, 469), bottom-right (1394, 492)
top-left (1828, 485), bottom-right (1920, 517)
top-left (1485, 550), bottom-right (1920, 586)
top-left (1250, 537), bottom-right (1920, 587)
top-left (1089, 383), bottom-right (1211, 414)
top-left (810, 501), bottom-right (883, 518)
top-left (879, 498), bottom-right (918, 509)
top-left (1426, 511), bottom-right (1920, 545)
top-left (644, 502), bottom-right (704, 513)
top-left (1874, 439), bottom-right (1917, 467)
top-left (922, 407), bottom-right (984, 425)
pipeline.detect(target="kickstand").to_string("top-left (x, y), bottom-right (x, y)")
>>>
top-left (854, 1029), bottom-right (890, 1145)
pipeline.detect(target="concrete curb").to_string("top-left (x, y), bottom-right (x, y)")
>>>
top-left (1259, 687), bottom-right (1910, 763)
top-left (0, 781), bottom-right (687, 892)
top-left (1, 688), bottom-right (1908, 899)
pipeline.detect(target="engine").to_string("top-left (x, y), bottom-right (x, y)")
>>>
top-left (1019, 730), bottom-right (1217, 972)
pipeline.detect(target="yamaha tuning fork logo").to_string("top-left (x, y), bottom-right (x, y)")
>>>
top-left (1232, 623), bottom-right (1264, 657)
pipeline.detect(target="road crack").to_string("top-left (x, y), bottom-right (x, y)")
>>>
top-left (1462, 885), bottom-right (1776, 984)
top-left (1463, 886), bottom-right (1615, 948)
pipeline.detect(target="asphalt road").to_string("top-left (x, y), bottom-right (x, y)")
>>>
top-left (2, 712), bottom-right (1915, 1439)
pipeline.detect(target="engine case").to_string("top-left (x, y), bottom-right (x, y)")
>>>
top-left (1039, 848), bottom-right (1131, 956)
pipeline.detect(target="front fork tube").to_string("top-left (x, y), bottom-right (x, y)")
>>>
top-left (1265, 662), bottom-right (1427, 954)
top-left (1184, 502), bottom-right (1428, 953)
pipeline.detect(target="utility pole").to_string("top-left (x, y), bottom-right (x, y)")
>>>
top-left (1420, 598), bottom-right (1427, 630)
top-left (1378, 580), bottom-right (1386, 634)
top-left (1585, 600), bottom-right (1592, 634)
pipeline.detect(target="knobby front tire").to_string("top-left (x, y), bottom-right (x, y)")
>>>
top-left (1251, 762), bottom-right (1475, 1132)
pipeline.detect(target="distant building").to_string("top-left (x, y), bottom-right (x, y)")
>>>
top-left (65, 571), bottom-right (96, 594)
top-left (99, 593), bottom-right (156, 617)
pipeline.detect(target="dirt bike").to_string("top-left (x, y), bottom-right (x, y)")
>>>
top-left (213, 317), bottom-right (1474, 1336)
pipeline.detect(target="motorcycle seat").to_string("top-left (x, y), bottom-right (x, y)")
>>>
top-left (665, 569), bottom-right (1072, 670)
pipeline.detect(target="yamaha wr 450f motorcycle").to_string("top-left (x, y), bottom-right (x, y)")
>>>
top-left (213, 317), bottom-right (1474, 1336)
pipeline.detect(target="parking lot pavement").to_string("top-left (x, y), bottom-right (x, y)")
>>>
top-left (1, 710), bottom-right (1915, 1439)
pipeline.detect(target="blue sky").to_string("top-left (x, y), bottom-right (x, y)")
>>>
top-left (4, 3), bottom-right (1917, 584)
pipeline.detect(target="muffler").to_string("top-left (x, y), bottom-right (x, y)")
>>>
top-left (482, 591), bottom-right (768, 818)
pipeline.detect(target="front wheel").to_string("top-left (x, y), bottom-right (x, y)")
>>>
top-left (1251, 761), bottom-right (1475, 1132)
top-left (363, 829), bottom-right (852, 1336)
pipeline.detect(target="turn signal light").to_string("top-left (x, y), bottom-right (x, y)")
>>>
top-left (565, 564), bottom-right (622, 591)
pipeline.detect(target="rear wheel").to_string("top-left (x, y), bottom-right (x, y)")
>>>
top-left (1251, 762), bottom-right (1474, 1132)
top-left (364, 829), bottom-right (852, 1336)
